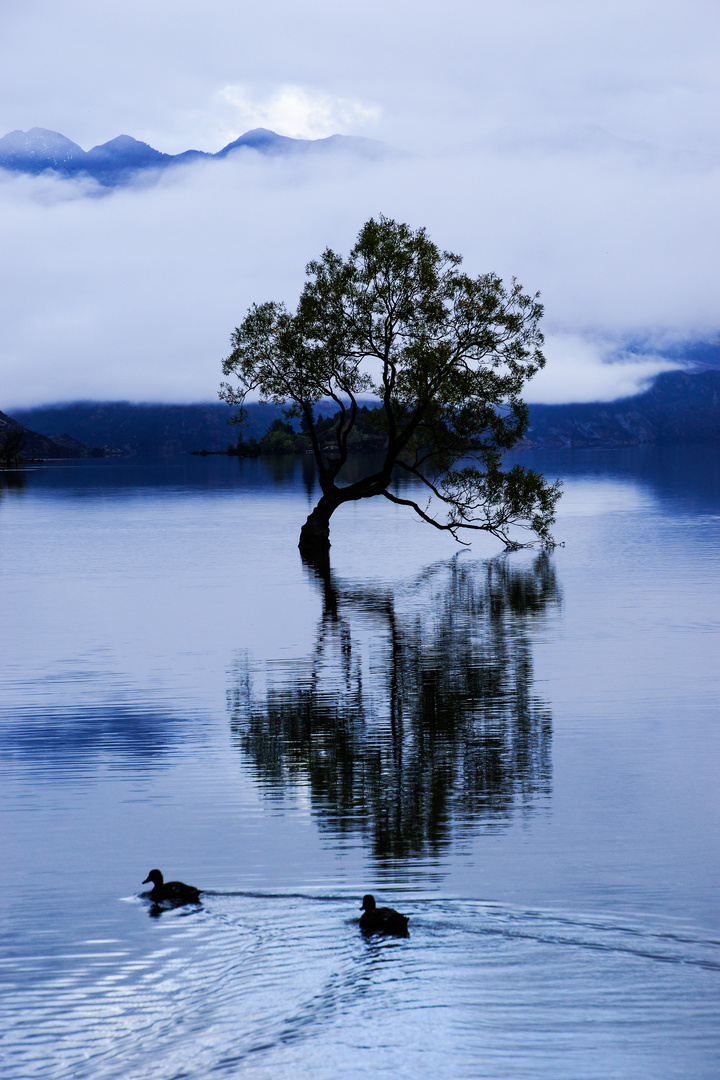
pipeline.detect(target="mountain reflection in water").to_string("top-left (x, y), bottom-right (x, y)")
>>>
top-left (229, 553), bottom-right (560, 859)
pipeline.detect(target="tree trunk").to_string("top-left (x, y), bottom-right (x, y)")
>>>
top-left (298, 493), bottom-right (341, 559)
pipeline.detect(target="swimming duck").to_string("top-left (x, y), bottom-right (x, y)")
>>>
top-left (141, 869), bottom-right (201, 906)
top-left (359, 894), bottom-right (409, 936)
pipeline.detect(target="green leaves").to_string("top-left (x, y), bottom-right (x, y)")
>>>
top-left (441, 464), bottom-right (562, 547)
top-left (220, 216), bottom-right (561, 551)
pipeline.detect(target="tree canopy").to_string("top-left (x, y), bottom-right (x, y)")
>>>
top-left (220, 216), bottom-right (561, 558)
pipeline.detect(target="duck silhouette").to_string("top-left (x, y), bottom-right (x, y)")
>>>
top-left (359, 894), bottom-right (409, 936)
top-left (141, 869), bottom-right (202, 906)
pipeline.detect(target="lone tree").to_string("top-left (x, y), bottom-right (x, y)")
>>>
top-left (220, 217), bottom-right (561, 559)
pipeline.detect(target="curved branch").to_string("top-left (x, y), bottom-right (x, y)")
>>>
top-left (381, 490), bottom-right (472, 543)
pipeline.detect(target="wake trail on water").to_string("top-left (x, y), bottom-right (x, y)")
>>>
top-left (2, 895), bottom-right (718, 1080)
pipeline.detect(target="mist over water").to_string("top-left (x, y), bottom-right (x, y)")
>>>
top-left (1, 138), bottom-right (716, 409)
top-left (0, 447), bottom-right (718, 1078)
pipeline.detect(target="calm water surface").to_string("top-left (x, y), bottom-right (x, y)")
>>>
top-left (0, 448), bottom-right (718, 1078)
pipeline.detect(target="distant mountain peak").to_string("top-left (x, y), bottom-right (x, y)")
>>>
top-left (236, 127), bottom-right (279, 139)
top-left (90, 134), bottom-right (160, 153)
top-left (86, 134), bottom-right (167, 167)
top-left (5, 126), bottom-right (83, 149)
top-left (0, 127), bottom-right (86, 166)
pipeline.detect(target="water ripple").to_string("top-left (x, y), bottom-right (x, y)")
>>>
top-left (1, 895), bottom-right (717, 1080)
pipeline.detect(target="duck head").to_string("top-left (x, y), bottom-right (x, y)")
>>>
top-left (360, 894), bottom-right (376, 912)
top-left (142, 869), bottom-right (163, 887)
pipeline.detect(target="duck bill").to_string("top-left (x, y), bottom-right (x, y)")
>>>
top-left (142, 876), bottom-right (151, 884)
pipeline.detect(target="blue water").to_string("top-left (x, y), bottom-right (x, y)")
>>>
top-left (0, 447), bottom-right (718, 1078)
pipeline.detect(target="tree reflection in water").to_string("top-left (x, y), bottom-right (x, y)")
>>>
top-left (228, 553), bottom-right (561, 860)
top-left (0, 468), bottom-right (27, 497)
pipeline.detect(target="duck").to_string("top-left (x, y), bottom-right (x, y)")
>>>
top-left (359, 894), bottom-right (409, 936)
top-left (141, 869), bottom-right (202, 906)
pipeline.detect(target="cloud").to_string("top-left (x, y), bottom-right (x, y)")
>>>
top-left (526, 337), bottom-right (679, 404)
top-left (217, 85), bottom-right (381, 141)
top-left (0, 130), bottom-right (716, 410)
top-left (2, 1), bottom-right (719, 153)
top-left (0, 0), bottom-right (718, 408)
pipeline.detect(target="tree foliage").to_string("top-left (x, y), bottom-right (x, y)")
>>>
top-left (0, 428), bottom-right (26, 466)
top-left (220, 216), bottom-right (561, 554)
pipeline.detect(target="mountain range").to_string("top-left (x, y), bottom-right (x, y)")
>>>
top-left (0, 127), bottom-right (388, 186)
top-left (0, 408), bottom-right (89, 460)
top-left (6, 367), bottom-right (720, 457)
top-left (522, 368), bottom-right (720, 449)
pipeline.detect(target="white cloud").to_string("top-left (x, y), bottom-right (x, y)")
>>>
top-left (2, 1), bottom-right (719, 154)
top-left (0, 136), bottom-right (715, 410)
top-left (217, 84), bottom-right (381, 141)
top-left (0, 0), bottom-right (718, 408)
top-left (525, 336), bottom-right (680, 404)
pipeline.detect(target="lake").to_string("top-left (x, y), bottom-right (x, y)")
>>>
top-left (0, 446), bottom-right (718, 1079)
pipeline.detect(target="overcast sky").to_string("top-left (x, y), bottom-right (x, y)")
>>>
top-left (1, 0), bottom-right (718, 408)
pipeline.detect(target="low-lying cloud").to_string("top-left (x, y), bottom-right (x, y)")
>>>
top-left (1, 0), bottom-right (717, 410)
top-left (0, 129), bottom-right (717, 409)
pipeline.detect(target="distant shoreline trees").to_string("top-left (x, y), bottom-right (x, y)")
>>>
top-left (0, 428), bottom-right (26, 466)
top-left (227, 404), bottom-right (391, 458)
top-left (220, 216), bottom-right (561, 557)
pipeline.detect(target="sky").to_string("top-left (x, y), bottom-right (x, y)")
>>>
top-left (1, 0), bottom-right (718, 408)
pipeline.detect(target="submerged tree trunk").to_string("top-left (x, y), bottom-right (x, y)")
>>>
top-left (298, 492), bottom-right (342, 558)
